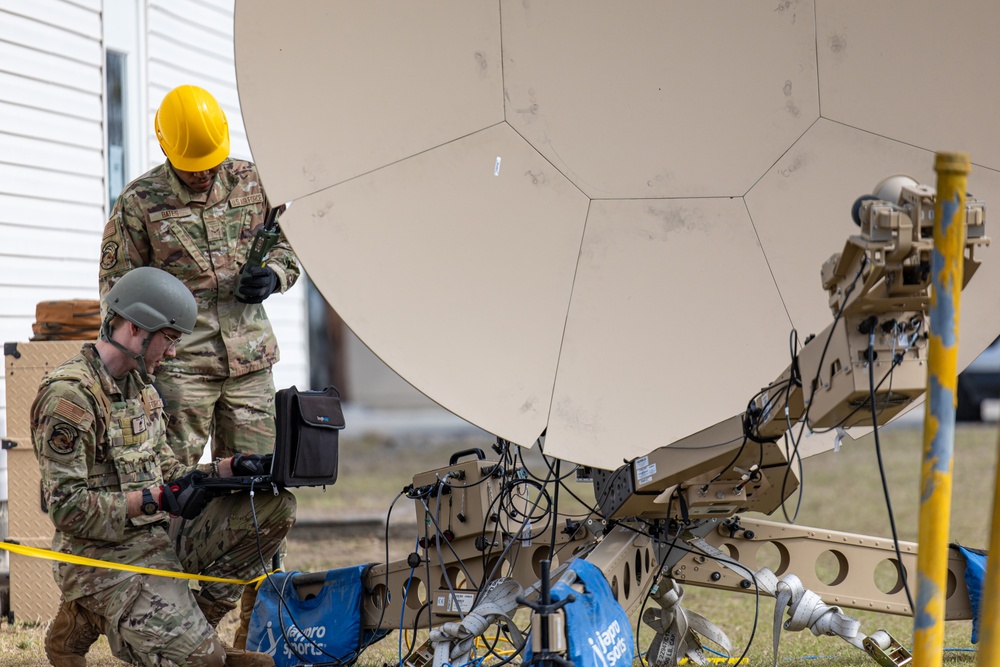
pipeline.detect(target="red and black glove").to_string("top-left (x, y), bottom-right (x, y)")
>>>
top-left (160, 470), bottom-right (213, 520)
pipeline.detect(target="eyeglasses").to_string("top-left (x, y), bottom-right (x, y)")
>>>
top-left (160, 331), bottom-right (182, 349)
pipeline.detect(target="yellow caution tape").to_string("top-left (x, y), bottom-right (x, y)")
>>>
top-left (0, 540), bottom-right (271, 586)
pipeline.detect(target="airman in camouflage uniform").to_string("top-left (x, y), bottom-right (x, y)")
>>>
top-left (99, 84), bottom-right (301, 465)
top-left (33, 267), bottom-right (295, 667)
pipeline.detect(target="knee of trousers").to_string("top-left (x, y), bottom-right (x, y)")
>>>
top-left (184, 634), bottom-right (227, 667)
top-left (244, 489), bottom-right (297, 532)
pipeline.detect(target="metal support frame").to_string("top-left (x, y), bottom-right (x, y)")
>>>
top-left (672, 516), bottom-right (971, 620)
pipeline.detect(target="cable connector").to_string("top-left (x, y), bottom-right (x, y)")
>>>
top-left (733, 464), bottom-right (761, 494)
top-left (857, 315), bottom-right (879, 335)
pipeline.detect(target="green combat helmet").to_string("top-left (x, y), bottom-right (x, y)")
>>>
top-left (102, 266), bottom-right (197, 380)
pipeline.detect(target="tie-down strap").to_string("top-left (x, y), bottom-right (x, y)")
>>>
top-left (688, 536), bottom-right (867, 666)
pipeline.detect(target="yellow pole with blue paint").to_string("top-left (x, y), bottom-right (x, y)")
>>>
top-left (913, 152), bottom-right (969, 667)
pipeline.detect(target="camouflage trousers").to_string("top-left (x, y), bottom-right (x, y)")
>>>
top-left (155, 368), bottom-right (277, 465)
top-left (76, 489), bottom-right (296, 666)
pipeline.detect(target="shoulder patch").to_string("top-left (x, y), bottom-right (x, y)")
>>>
top-left (100, 240), bottom-right (119, 270)
top-left (229, 193), bottom-right (264, 208)
top-left (53, 398), bottom-right (88, 426)
top-left (48, 423), bottom-right (78, 455)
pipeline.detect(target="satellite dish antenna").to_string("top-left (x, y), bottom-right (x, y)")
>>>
top-left (234, 1), bottom-right (1000, 470)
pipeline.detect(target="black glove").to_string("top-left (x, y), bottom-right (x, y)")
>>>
top-left (236, 265), bottom-right (278, 303)
top-left (231, 453), bottom-right (273, 476)
top-left (160, 470), bottom-right (214, 520)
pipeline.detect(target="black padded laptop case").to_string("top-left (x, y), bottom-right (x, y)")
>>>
top-left (270, 385), bottom-right (344, 488)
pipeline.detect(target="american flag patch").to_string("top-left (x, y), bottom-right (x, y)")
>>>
top-left (54, 398), bottom-right (87, 425)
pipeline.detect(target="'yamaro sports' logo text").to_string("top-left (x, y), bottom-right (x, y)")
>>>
top-left (586, 619), bottom-right (630, 667)
top-left (258, 620), bottom-right (330, 659)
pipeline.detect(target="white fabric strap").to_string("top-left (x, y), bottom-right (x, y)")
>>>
top-left (688, 536), bottom-right (866, 665)
top-left (643, 578), bottom-right (733, 666)
top-left (429, 577), bottom-right (525, 667)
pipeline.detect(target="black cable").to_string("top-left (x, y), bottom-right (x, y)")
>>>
top-left (788, 329), bottom-right (802, 388)
top-left (802, 254), bottom-right (870, 431)
top-left (246, 485), bottom-right (314, 664)
top-left (775, 330), bottom-right (805, 522)
top-left (549, 460), bottom-right (561, 559)
top-left (778, 383), bottom-right (806, 525)
top-left (319, 489), bottom-right (405, 663)
top-left (778, 335), bottom-right (914, 525)
top-left (772, 257), bottom-right (869, 522)
top-left (502, 480), bottom-right (554, 539)
top-left (779, 429), bottom-right (805, 525)
top-left (590, 463), bottom-right (633, 516)
top-left (423, 482), bottom-right (480, 609)
top-left (418, 495), bottom-right (435, 640)
top-left (533, 450), bottom-right (608, 530)
top-left (807, 335), bottom-right (914, 434)
top-left (397, 601), bottom-right (433, 665)
top-left (247, 482), bottom-right (358, 666)
top-left (408, 455), bottom-right (514, 609)
top-left (867, 333), bottom-right (915, 611)
top-left (613, 518), bottom-right (761, 666)
top-left (702, 435), bottom-right (751, 490)
top-left (632, 495), bottom-right (683, 662)
top-left (480, 461), bottom-right (558, 588)
top-left (683, 537), bottom-right (761, 666)
top-left (444, 445), bottom-right (555, 663)
top-left (517, 446), bottom-right (579, 485)
top-left (514, 444), bottom-right (612, 568)
top-left (742, 378), bottom-right (794, 444)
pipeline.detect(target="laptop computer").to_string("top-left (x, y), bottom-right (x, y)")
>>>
top-left (196, 385), bottom-right (344, 491)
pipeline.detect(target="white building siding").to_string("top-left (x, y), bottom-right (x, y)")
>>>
top-left (146, 0), bottom-right (251, 162)
top-left (0, 0), bottom-right (309, 448)
top-left (0, 0), bottom-right (105, 446)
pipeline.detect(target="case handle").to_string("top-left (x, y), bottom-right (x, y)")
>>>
top-left (449, 448), bottom-right (486, 465)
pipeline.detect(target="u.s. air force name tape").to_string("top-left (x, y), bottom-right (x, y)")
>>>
top-left (0, 540), bottom-right (271, 586)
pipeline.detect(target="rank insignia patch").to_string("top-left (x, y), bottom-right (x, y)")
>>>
top-left (101, 241), bottom-right (119, 270)
top-left (48, 423), bottom-right (78, 455)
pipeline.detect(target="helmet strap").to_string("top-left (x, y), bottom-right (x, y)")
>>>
top-left (103, 314), bottom-right (154, 383)
top-left (134, 335), bottom-right (154, 384)
top-left (99, 311), bottom-right (114, 342)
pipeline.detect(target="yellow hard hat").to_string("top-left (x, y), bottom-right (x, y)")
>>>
top-left (155, 85), bottom-right (230, 172)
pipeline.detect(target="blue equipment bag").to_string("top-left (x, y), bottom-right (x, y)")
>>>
top-left (523, 558), bottom-right (635, 667)
top-left (954, 545), bottom-right (987, 644)
top-left (246, 565), bottom-right (372, 666)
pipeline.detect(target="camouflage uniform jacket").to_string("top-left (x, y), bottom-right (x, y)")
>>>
top-left (30, 344), bottom-right (206, 600)
top-left (98, 159), bottom-right (301, 377)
